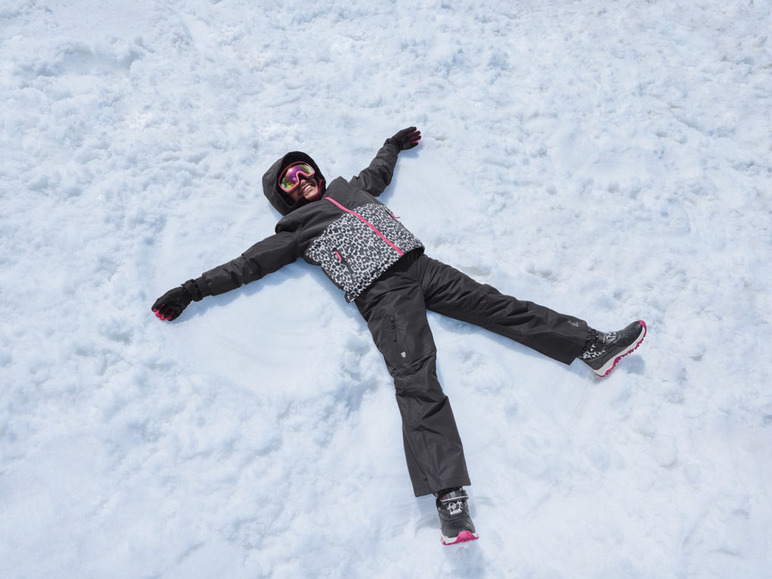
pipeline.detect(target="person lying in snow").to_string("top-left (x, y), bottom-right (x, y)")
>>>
top-left (151, 127), bottom-right (646, 545)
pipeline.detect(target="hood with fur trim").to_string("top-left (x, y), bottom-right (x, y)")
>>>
top-left (262, 151), bottom-right (327, 216)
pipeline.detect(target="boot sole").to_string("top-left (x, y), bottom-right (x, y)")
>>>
top-left (442, 530), bottom-right (479, 545)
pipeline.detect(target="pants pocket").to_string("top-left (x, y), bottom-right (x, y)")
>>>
top-left (366, 312), bottom-right (405, 373)
top-left (387, 315), bottom-right (408, 361)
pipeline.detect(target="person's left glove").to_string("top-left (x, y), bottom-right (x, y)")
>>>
top-left (385, 126), bottom-right (422, 150)
top-left (152, 279), bottom-right (203, 321)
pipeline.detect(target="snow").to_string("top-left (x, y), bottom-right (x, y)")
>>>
top-left (1, 0), bottom-right (771, 576)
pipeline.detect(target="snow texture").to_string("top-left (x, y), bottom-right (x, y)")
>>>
top-left (1, 0), bottom-right (771, 577)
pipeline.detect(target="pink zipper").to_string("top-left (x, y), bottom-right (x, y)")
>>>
top-left (325, 197), bottom-right (404, 256)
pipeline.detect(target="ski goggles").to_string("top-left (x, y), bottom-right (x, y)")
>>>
top-left (278, 161), bottom-right (316, 193)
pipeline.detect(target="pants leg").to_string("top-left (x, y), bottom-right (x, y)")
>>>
top-left (415, 255), bottom-right (589, 364)
top-left (355, 255), bottom-right (470, 497)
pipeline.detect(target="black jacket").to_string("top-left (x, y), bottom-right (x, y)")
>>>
top-left (193, 142), bottom-right (424, 302)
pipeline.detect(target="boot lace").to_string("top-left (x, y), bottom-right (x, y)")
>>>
top-left (580, 330), bottom-right (616, 361)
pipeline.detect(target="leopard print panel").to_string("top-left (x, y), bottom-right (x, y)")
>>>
top-left (305, 201), bottom-right (423, 302)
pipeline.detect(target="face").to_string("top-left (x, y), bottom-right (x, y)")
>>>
top-left (286, 174), bottom-right (321, 203)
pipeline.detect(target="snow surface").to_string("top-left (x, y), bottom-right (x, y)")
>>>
top-left (1, 0), bottom-right (771, 576)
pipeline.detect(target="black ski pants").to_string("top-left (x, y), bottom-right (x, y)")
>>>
top-left (354, 250), bottom-right (588, 497)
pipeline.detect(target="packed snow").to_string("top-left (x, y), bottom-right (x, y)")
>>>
top-left (1, 0), bottom-right (771, 576)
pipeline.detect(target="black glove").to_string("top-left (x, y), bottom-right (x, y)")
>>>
top-left (152, 279), bottom-right (203, 321)
top-left (385, 126), bottom-right (421, 151)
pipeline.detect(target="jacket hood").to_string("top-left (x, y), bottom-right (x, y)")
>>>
top-left (262, 151), bottom-right (327, 216)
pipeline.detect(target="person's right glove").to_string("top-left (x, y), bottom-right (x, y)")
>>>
top-left (152, 279), bottom-right (203, 321)
top-left (385, 126), bottom-right (422, 150)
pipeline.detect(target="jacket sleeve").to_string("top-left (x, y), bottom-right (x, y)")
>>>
top-left (348, 141), bottom-right (400, 197)
top-left (195, 231), bottom-right (299, 296)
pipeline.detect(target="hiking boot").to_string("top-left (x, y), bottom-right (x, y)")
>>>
top-left (580, 320), bottom-right (647, 377)
top-left (435, 488), bottom-right (479, 545)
